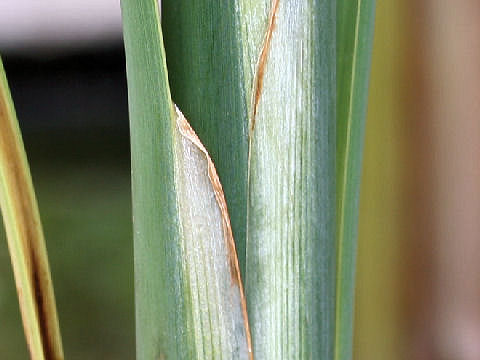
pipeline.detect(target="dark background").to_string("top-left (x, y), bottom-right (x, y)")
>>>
top-left (0, 44), bottom-right (134, 359)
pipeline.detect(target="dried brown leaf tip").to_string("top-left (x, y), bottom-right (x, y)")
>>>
top-left (174, 104), bottom-right (253, 360)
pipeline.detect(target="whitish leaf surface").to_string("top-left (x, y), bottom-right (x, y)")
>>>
top-left (241, 1), bottom-right (336, 358)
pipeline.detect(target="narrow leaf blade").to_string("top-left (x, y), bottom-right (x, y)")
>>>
top-left (0, 57), bottom-right (64, 360)
top-left (336, 1), bottom-right (376, 359)
top-left (121, 2), bottom-right (185, 358)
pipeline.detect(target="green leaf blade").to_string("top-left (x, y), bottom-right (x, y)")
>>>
top-left (121, 1), bottom-right (189, 358)
top-left (336, 1), bottom-right (376, 359)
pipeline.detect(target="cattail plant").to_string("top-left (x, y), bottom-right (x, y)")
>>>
top-left (0, 0), bottom-right (374, 359)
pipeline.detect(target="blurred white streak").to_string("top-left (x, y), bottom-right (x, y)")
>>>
top-left (0, 0), bottom-right (123, 53)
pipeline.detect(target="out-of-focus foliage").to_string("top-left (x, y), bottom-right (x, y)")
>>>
top-left (354, 0), bottom-right (407, 359)
top-left (0, 149), bottom-right (133, 359)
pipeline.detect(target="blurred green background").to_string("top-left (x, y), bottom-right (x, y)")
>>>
top-left (0, 158), bottom-right (133, 359)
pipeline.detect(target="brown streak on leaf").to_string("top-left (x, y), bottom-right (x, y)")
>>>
top-left (249, 0), bottom-right (280, 136)
top-left (30, 250), bottom-right (54, 360)
top-left (175, 105), bottom-right (253, 360)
